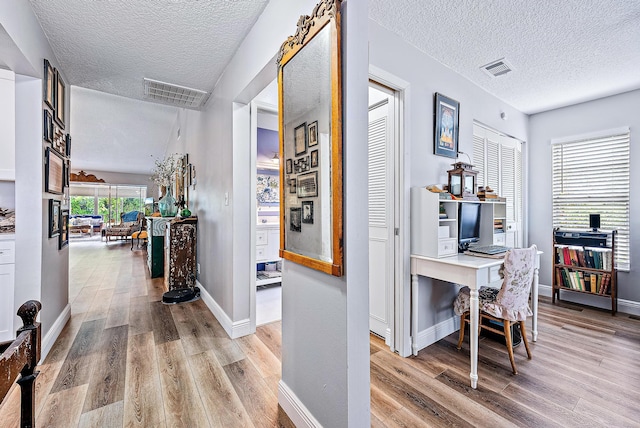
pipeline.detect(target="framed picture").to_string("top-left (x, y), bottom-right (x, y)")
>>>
top-left (64, 160), bottom-right (70, 187)
top-left (308, 121), bottom-right (318, 147)
top-left (52, 123), bottom-right (65, 156)
top-left (45, 147), bottom-right (64, 194)
top-left (65, 134), bottom-right (71, 157)
top-left (59, 209), bottom-right (69, 249)
top-left (294, 122), bottom-right (307, 155)
top-left (290, 207), bottom-right (302, 232)
top-left (49, 199), bottom-right (61, 238)
top-left (302, 201), bottom-right (314, 224)
top-left (434, 93), bottom-right (459, 158)
top-left (286, 159), bottom-right (293, 174)
top-left (43, 110), bottom-right (53, 143)
top-left (54, 69), bottom-right (66, 128)
top-left (43, 59), bottom-right (55, 109)
top-left (297, 171), bottom-right (318, 198)
top-left (289, 178), bottom-right (297, 194)
top-left (310, 149), bottom-right (318, 168)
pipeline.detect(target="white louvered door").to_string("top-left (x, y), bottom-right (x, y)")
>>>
top-left (368, 91), bottom-right (394, 344)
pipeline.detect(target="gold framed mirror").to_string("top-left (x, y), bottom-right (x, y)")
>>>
top-left (277, 0), bottom-right (343, 276)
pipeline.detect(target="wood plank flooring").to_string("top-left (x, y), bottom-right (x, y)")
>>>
top-left (1, 237), bottom-right (640, 427)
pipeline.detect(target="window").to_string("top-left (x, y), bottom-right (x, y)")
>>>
top-left (473, 123), bottom-right (523, 247)
top-left (69, 184), bottom-right (146, 226)
top-left (551, 128), bottom-right (630, 271)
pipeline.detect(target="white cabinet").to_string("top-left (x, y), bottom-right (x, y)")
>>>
top-left (0, 238), bottom-right (15, 341)
top-left (256, 224), bottom-right (281, 286)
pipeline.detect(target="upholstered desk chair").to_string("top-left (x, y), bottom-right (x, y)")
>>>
top-left (453, 245), bottom-right (537, 374)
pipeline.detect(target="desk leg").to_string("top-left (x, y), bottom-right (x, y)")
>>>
top-left (411, 273), bottom-right (419, 356)
top-left (532, 266), bottom-right (539, 342)
top-left (469, 288), bottom-right (479, 389)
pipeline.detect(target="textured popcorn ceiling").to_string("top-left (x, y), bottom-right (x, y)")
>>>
top-left (29, 0), bottom-right (268, 104)
top-left (370, 0), bottom-right (640, 114)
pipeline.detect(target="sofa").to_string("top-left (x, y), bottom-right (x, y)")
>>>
top-left (104, 211), bottom-right (144, 242)
top-left (69, 215), bottom-right (103, 235)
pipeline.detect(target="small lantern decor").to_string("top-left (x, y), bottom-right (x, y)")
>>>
top-left (447, 162), bottom-right (478, 198)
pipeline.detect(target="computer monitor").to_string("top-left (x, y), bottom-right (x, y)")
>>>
top-left (458, 202), bottom-right (481, 252)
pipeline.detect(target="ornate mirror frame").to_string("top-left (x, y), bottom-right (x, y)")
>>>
top-left (277, 0), bottom-right (343, 276)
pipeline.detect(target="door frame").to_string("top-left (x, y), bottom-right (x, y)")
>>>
top-left (369, 66), bottom-right (409, 356)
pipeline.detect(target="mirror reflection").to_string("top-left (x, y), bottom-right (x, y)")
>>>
top-left (282, 25), bottom-right (333, 262)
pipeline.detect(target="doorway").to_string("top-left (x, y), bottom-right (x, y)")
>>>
top-left (368, 81), bottom-right (400, 351)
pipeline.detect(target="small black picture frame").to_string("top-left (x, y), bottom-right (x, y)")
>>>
top-left (59, 209), bottom-right (69, 249)
top-left (49, 199), bottom-right (61, 238)
top-left (65, 134), bottom-right (71, 157)
top-left (43, 59), bottom-right (55, 109)
top-left (302, 201), bottom-right (314, 224)
top-left (308, 121), bottom-right (318, 147)
top-left (310, 149), bottom-right (318, 168)
top-left (294, 122), bottom-right (307, 156)
top-left (290, 207), bottom-right (302, 232)
top-left (54, 69), bottom-right (66, 129)
top-left (286, 159), bottom-right (293, 174)
top-left (43, 109), bottom-right (53, 143)
top-left (434, 93), bottom-right (459, 158)
top-left (289, 178), bottom-right (297, 194)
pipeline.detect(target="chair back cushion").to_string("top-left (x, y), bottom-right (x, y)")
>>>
top-left (492, 245), bottom-right (537, 321)
top-left (122, 211), bottom-right (141, 222)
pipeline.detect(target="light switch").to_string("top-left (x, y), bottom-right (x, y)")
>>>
top-left (224, 192), bottom-right (229, 206)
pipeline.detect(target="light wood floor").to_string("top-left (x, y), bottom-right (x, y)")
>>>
top-left (1, 238), bottom-right (640, 427)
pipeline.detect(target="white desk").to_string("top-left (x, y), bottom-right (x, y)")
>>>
top-left (410, 251), bottom-right (541, 389)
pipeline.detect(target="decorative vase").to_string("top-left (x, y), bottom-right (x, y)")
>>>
top-left (159, 187), bottom-right (177, 217)
top-left (181, 208), bottom-right (191, 217)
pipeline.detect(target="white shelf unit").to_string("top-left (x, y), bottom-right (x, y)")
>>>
top-left (256, 224), bottom-right (281, 287)
top-left (410, 187), bottom-right (507, 258)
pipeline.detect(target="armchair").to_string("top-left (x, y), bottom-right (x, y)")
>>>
top-left (104, 211), bottom-right (143, 242)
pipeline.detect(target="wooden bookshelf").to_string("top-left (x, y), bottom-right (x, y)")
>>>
top-left (552, 228), bottom-right (617, 314)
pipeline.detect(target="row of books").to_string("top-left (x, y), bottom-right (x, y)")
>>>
top-left (554, 245), bottom-right (613, 271)
top-left (555, 267), bottom-right (612, 295)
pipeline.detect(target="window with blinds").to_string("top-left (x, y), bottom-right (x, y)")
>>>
top-left (473, 124), bottom-right (523, 246)
top-left (551, 130), bottom-right (630, 271)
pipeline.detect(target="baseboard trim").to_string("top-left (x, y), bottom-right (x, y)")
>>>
top-left (413, 315), bottom-right (459, 354)
top-left (539, 284), bottom-right (640, 316)
top-left (278, 380), bottom-right (322, 428)
top-left (40, 303), bottom-right (70, 363)
top-left (197, 280), bottom-right (251, 339)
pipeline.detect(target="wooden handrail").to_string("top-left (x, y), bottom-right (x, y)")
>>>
top-left (0, 300), bottom-right (42, 428)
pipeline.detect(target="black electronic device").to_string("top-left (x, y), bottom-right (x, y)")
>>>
top-left (554, 229), bottom-right (608, 248)
top-left (589, 214), bottom-right (601, 231)
top-left (458, 202), bottom-right (481, 252)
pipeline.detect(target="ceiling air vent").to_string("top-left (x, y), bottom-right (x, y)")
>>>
top-left (143, 78), bottom-right (209, 109)
top-left (481, 58), bottom-right (514, 78)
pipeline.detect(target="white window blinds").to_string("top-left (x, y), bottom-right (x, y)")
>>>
top-left (551, 130), bottom-right (630, 271)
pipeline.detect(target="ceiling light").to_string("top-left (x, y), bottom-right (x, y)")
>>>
top-left (143, 78), bottom-right (209, 109)
top-left (272, 153), bottom-right (280, 164)
top-left (480, 58), bottom-right (514, 78)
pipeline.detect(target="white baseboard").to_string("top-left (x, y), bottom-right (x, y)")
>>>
top-left (539, 284), bottom-right (640, 316)
top-left (413, 315), bottom-right (459, 354)
top-left (278, 380), bottom-right (322, 428)
top-left (197, 280), bottom-right (251, 339)
top-left (40, 303), bottom-right (70, 363)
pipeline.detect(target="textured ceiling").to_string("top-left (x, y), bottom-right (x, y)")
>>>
top-left (69, 86), bottom-right (178, 174)
top-left (29, 0), bottom-right (268, 104)
top-left (370, 0), bottom-right (640, 114)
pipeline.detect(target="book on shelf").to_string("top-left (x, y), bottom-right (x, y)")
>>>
top-left (590, 273), bottom-right (597, 293)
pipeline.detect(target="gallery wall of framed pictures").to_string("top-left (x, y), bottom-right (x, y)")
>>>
top-left (43, 58), bottom-right (71, 250)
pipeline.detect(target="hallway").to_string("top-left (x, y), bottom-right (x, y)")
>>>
top-left (0, 240), bottom-right (290, 427)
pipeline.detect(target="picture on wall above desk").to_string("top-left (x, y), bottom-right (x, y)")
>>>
top-left (434, 92), bottom-right (459, 158)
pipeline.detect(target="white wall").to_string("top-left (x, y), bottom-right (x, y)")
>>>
top-left (529, 89), bottom-right (640, 306)
top-left (2, 2), bottom-right (71, 339)
top-left (368, 20), bottom-right (530, 336)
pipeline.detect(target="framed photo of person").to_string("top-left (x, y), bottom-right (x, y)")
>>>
top-left (308, 121), bottom-right (318, 147)
top-left (290, 207), bottom-right (302, 232)
top-left (302, 201), bottom-right (314, 224)
top-left (310, 149), bottom-right (318, 168)
top-left (434, 92), bottom-right (459, 158)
